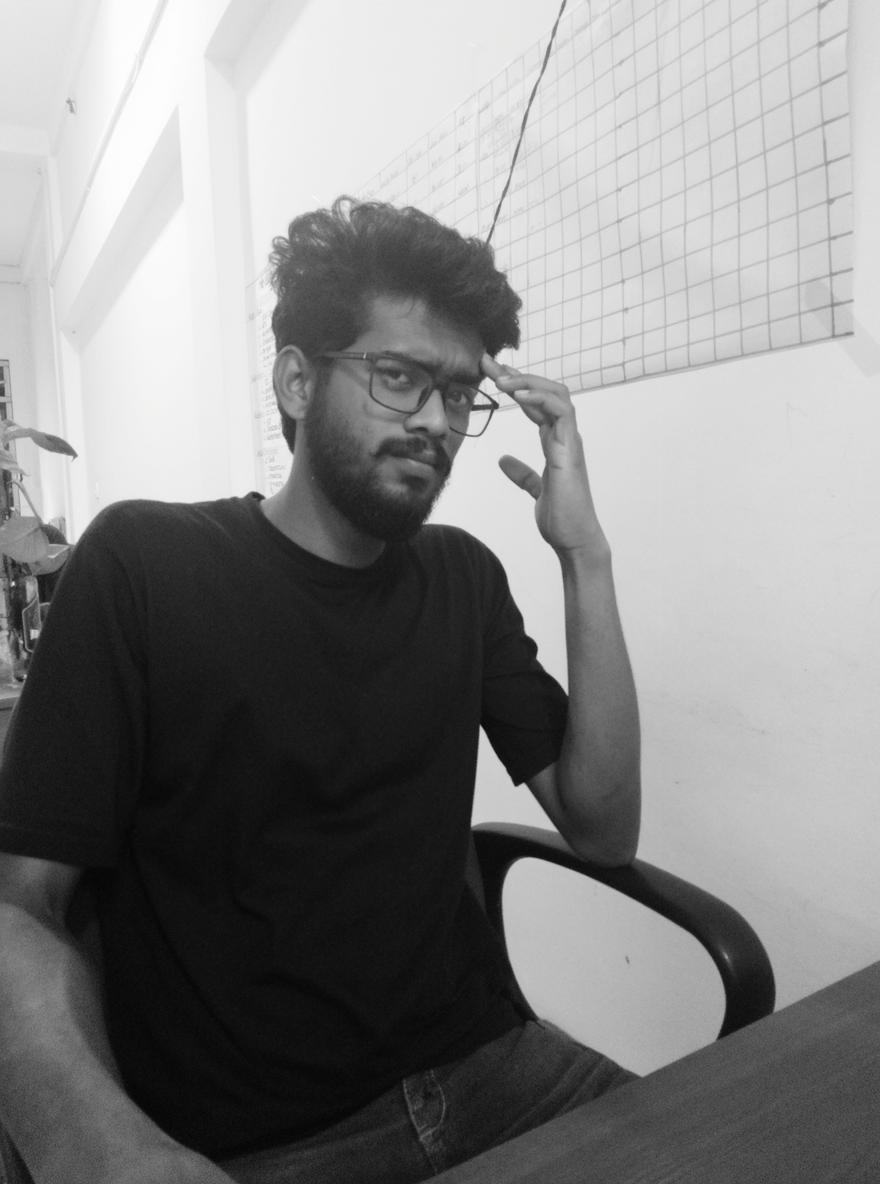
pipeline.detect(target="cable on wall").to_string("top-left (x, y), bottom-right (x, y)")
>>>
top-left (484, 0), bottom-right (569, 245)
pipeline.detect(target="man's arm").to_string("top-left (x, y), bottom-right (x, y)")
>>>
top-left (0, 853), bottom-right (233, 1184)
top-left (482, 355), bottom-right (641, 867)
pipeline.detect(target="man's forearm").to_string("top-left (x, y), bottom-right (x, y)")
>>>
top-left (555, 546), bottom-right (642, 864)
top-left (0, 903), bottom-right (229, 1183)
top-left (483, 356), bottom-right (641, 862)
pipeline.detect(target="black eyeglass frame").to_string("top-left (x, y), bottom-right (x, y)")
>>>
top-left (317, 350), bottom-right (500, 437)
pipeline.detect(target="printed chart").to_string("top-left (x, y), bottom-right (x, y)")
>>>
top-left (247, 269), bottom-right (290, 497)
top-left (360, 0), bottom-right (853, 385)
top-left (249, 0), bottom-right (853, 492)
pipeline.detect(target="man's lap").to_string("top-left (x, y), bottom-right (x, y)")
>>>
top-left (219, 1019), bottom-right (636, 1184)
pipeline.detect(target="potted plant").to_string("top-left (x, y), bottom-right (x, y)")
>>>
top-left (0, 420), bottom-right (77, 683)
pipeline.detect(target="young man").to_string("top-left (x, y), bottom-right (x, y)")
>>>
top-left (0, 198), bottom-right (640, 1184)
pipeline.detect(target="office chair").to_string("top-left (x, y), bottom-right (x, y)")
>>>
top-left (0, 823), bottom-right (775, 1183)
top-left (468, 822), bottom-right (775, 1039)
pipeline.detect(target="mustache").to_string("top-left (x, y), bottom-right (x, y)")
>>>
top-left (376, 438), bottom-right (452, 477)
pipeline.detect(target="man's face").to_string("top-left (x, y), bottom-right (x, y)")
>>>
top-left (302, 295), bottom-right (483, 542)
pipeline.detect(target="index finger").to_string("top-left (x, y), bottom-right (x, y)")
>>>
top-left (481, 353), bottom-right (570, 401)
top-left (480, 352), bottom-right (510, 382)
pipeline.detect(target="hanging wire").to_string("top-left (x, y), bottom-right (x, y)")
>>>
top-left (485, 0), bottom-right (570, 244)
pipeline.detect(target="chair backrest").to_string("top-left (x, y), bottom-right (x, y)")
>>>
top-left (464, 832), bottom-right (486, 911)
top-left (464, 829), bottom-right (536, 1021)
top-left (65, 871), bottom-right (105, 977)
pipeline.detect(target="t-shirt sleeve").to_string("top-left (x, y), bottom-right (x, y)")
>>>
top-left (0, 507), bottom-right (148, 867)
top-left (477, 543), bottom-right (568, 786)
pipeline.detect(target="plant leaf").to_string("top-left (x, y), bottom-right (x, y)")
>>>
top-left (0, 517), bottom-right (49, 564)
top-left (0, 517), bottom-right (41, 542)
top-left (0, 446), bottom-right (24, 474)
top-left (5, 427), bottom-right (78, 458)
top-left (27, 542), bottom-right (71, 575)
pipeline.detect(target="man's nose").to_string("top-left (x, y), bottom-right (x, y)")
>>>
top-left (404, 386), bottom-right (450, 435)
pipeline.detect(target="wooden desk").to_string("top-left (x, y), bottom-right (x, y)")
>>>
top-left (436, 961), bottom-right (880, 1183)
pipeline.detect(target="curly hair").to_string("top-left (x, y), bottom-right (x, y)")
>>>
top-left (268, 196), bottom-right (522, 450)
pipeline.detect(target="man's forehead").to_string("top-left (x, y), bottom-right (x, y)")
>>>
top-left (357, 294), bottom-right (484, 373)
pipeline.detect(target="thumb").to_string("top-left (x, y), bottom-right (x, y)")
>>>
top-left (498, 454), bottom-right (541, 500)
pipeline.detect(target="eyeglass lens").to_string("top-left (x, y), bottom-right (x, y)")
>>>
top-left (370, 356), bottom-right (492, 436)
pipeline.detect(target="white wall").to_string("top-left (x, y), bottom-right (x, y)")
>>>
top-left (0, 282), bottom-right (40, 508)
top-left (0, 283), bottom-right (33, 407)
top-left (53, 0), bottom-right (159, 239)
top-left (237, 0), bottom-right (576, 271)
top-left (47, 0), bottom-right (255, 530)
top-left (77, 177), bottom-right (202, 509)
top-left (16, 206), bottom-right (76, 530)
top-left (28, 0), bottom-right (880, 1074)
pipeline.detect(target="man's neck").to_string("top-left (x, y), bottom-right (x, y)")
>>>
top-left (260, 470), bottom-right (386, 569)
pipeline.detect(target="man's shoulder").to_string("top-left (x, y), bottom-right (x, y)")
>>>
top-left (412, 523), bottom-right (506, 581)
top-left (83, 494), bottom-right (260, 547)
top-left (415, 522), bottom-right (488, 556)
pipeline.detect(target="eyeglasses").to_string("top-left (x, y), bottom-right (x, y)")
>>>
top-left (317, 351), bottom-right (499, 437)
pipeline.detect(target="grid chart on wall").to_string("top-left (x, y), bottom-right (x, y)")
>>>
top-left (358, 0), bottom-right (853, 392)
top-left (247, 269), bottom-right (290, 496)
top-left (247, 0), bottom-right (853, 493)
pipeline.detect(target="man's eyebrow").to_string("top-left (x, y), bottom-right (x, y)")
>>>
top-left (399, 353), bottom-right (483, 387)
top-left (440, 363), bottom-right (483, 386)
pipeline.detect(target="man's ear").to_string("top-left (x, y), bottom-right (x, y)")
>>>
top-left (273, 346), bottom-right (316, 422)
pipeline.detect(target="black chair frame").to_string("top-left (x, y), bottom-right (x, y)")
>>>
top-left (470, 821), bottom-right (775, 1039)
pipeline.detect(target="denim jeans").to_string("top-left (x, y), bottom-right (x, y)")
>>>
top-left (219, 1019), bottom-right (636, 1184)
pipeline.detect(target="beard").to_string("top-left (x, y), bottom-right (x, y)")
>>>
top-left (303, 394), bottom-right (453, 543)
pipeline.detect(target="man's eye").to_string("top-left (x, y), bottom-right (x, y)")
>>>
top-left (375, 361), bottom-right (418, 390)
top-left (446, 385), bottom-right (477, 410)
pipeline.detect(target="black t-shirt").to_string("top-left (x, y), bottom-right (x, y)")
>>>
top-left (0, 495), bottom-right (567, 1156)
